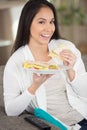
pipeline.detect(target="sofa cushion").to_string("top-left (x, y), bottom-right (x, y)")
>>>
top-left (0, 54), bottom-right (87, 130)
top-left (0, 66), bottom-right (58, 130)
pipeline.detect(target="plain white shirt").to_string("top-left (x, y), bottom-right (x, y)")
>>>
top-left (3, 39), bottom-right (87, 120)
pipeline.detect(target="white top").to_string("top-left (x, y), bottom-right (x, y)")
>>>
top-left (45, 74), bottom-right (83, 125)
top-left (3, 39), bottom-right (87, 124)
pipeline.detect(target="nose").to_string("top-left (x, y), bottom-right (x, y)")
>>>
top-left (45, 23), bottom-right (54, 32)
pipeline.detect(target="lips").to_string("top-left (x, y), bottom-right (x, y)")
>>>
top-left (41, 34), bottom-right (51, 39)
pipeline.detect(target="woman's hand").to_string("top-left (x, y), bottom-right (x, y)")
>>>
top-left (28, 73), bottom-right (52, 94)
top-left (33, 73), bottom-right (52, 86)
top-left (60, 49), bottom-right (77, 68)
top-left (60, 49), bottom-right (77, 81)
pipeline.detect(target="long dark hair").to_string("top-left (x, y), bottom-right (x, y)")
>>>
top-left (12, 0), bottom-right (61, 53)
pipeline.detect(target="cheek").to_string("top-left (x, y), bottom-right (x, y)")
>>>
top-left (53, 25), bottom-right (55, 32)
top-left (30, 25), bottom-right (38, 36)
top-left (30, 24), bottom-right (41, 34)
top-left (51, 24), bottom-right (55, 35)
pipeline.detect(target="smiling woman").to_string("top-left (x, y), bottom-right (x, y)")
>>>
top-left (29, 6), bottom-right (55, 53)
top-left (3, 0), bottom-right (87, 130)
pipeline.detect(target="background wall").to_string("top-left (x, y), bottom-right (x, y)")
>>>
top-left (0, 1), bottom-right (24, 65)
top-left (0, 0), bottom-right (87, 65)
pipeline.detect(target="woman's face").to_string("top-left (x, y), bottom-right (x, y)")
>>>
top-left (30, 7), bottom-right (55, 45)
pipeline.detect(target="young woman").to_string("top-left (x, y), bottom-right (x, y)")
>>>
top-left (3, 0), bottom-right (87, 129)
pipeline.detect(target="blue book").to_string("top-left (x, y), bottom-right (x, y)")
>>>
top-left (34, 108), bottom-right (68, 130)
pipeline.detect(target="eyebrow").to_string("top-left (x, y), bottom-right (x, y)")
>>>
top-left (37, 18), bottom-right (55, 21)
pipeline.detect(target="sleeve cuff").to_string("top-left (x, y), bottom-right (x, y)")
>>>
top-left (25, 89), bottom-right (35, 98)
top-left (67, 71), bottom-right (78, 84)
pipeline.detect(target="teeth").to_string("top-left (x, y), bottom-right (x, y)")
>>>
top-left (41, 34), bottom-right (50, 38)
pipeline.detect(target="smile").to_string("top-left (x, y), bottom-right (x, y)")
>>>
top-left (41, 34), bottom-right (51, 38)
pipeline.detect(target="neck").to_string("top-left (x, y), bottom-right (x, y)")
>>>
top-left (28, 42), bottom-right (50, 62)
top-left (29, 40), bottom-right (49, 53)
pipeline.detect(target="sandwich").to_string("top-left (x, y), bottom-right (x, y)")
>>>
top-left (48, 43), bottom-right (70, 60)
top-left (23, 61), bottom-right (60, 70)
top-left (48, 50), bottom-right (61, 59)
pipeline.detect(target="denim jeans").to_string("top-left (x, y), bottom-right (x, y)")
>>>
top-left (78, 119), bottom-right (87, 130)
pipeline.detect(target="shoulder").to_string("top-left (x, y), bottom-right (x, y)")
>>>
top-left (9, 46), bottom-right (25, 62)
top-left (4, 45), bottom-right (26, 71)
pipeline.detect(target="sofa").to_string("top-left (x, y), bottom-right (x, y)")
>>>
top-left (0, 54), bottom-right (87, 130)
top-left (0, 66), bottom-right (59, 130)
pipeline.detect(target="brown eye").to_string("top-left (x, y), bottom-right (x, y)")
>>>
top-left (50, 20), bottom-right (55, 24)
top-left (39, 21), bottom-right (45, 24)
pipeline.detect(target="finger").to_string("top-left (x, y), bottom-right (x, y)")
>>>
top-left (60, 50), bottom-right (75, 57)
top-left (46, 74), bottom-right (53, 78)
